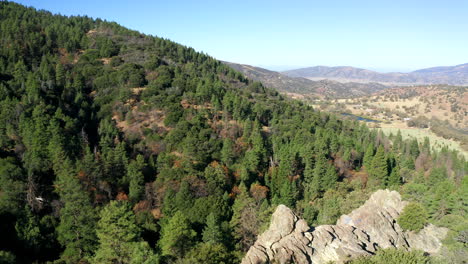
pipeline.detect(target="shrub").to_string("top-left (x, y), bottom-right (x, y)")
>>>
top-left (348, 248), bottom-right (431, 264)
top-left (0, 251), bottom-right (16, 264)
top-left (397, 202), bottom-right (428, 232)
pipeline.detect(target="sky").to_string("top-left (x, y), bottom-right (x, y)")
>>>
top-left (12, 0), bottom-right (468, 72)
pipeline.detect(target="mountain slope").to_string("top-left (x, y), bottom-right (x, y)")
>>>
top-left (283, 64), bottom-right (468, 85)
top-left (225, 62), bottom-right (388, 98)
top-left (0, 2), bottom-right (465, 264)
top-left (223, 61), bottom-right (321, 98)
top-left (413, 63), bottom-right (468, 74)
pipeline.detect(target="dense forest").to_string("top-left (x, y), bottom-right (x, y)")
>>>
top-left (0, 2), bottom-right (466, 263)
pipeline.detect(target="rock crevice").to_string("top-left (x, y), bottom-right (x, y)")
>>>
top-left (242, 190), bottom-right (448, 264)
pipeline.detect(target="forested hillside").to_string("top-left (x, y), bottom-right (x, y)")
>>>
top-left (0, 2), bottom-right (466, 263)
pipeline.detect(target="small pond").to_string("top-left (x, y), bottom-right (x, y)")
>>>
top-left (341, 113), bottom-right (381, 123)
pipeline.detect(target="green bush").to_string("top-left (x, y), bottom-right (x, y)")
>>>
top-left (397, 202), bottom-right (428, 232)
top-left (348, 248), bottom-right (431, 264)
top-left (0, 251), bottom-right (16, 264)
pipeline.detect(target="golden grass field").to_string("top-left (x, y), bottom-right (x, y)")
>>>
top-left (378, 127), bottom-right (468, 159)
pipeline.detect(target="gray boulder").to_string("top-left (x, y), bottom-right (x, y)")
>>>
top-left (242, 189), bottom-right (448, 264)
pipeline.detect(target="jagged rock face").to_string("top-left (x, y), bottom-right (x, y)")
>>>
top-left (242, 190), bottom-right (448, 264)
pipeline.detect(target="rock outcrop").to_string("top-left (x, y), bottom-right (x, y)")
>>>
top-left (242, 190), bottom-right (448, 264)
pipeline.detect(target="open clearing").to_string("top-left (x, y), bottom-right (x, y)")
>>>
top-left (378, 127), bottom-right (468, 159)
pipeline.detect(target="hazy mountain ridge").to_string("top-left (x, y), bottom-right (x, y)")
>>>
top-left (224, 62), bottom-right (388, 98)
top-left (283, 63), bottom-right (468, 85)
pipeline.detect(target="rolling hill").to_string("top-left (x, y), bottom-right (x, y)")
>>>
top-left (283, 63), bottom-right (468, 85)
top-left (224, 62), bottom-right (388, 98)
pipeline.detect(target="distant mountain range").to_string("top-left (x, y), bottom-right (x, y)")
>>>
top-left (282, 63), bottom-right (468, 85)
top-left (224, 62), bottom-right (388, 98)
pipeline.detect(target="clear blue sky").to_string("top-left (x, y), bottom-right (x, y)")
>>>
top-left (12, 0), bottom-right (468, 72)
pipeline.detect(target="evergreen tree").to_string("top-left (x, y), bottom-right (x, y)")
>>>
top-left (204, 163), bottom-right (227, 195)
top-left (93, 201), bottom-right (155, 264)
top-left (394, 130), bottom-right (403, 151)
top-left (409, 139), bottom-right (420, 158)
top-left (202, 213), bottom-right (223, 244)
top-left (220, 137), bottom-right (235, 166)
top-left (314, 135), bottom-right (328, 156)
top-left (422, 137), bottom-right (431, 154)
top-left (363, 143), bottom-right (374, 170)
top-left (174, 181), bottom-right (194, 214)
top-left (159, 211), bottom-right (196, 258)
top-left (313, 154), bottom-right (328, 192)
top-left (21, 103), bottom-right (52, 174)
top-left (127, 242), bottom-right (160, 264)
top-left (387, 166), bottom-right (401, 188)
top-left (277, 180), bottom-right (296, 207)
top-left (230, 183), bottom-right (257, 251)
top-left (55, 158), bottom-right (97, 263)
top-left (244, 121), bottom-right (266, 172)
top-left (428, 167), bottom-right (447, 186)
top-left (55, 63), bottom-right (65, 87)
top-left (368, 145), bottom-right (388, 188)
top-left (317, 190), bottom-right (342, 225)
top-left (397, 203), bottom-right (428, 232)
top-left (0, 158), bottom-right (25, 214)
top-left (322, 164), bottom-right (338, 190)
top-left (184, 243), bottom-right (231, 264)
top-left (128, 155), bottom-right (145, 203)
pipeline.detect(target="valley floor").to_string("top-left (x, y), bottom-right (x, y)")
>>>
top-left (378, 125), bottom-right (468, 159)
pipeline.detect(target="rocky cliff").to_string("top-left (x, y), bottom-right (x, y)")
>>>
top-left (242, 190), bottom-right (448, 264)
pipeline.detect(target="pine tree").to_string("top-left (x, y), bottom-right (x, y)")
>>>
top-left (25, 72), bottom-right (41, 104)
top-left (202, 213), bottom-right (223, 244)
top-left (55, 63), bottom-right (65, 87)
top-left (363, 143), bottom-right (374, 170)
top-left (128, 155), bottom-right (145, 203)
top-left (322, 164), bottom-right (338, 191)
top-left (368, 145), bottom-right (388, 188)
top-left (394, 130), bottom-right (403, 151)
top-left (387, 166), bottom-right (401, 188)
top-left (303, 160), bottom-right (320, 201)
top-left (397, 203), bottom-right (428, 232)
top-left (159, 211), bottom-right (196, 258)
top-left (422, 137), bottom-right (431, 155)
top-left (204, 163), bottom-right (227, 195)
top-left (21, 103), bottom-right (52, 174)
top-left (93, 201), bottom-right (152, 264)
top-left (162, 188), bottom-right (177, 218)
top-left (127, 242), bottom-right (160, 264)
top-left (76, 146), bottom-right (102, 193)
top-left (244, 121), bottom-right (266, 172)
top-left (184, 242), bottom-right (231, 264)
top-left (409, 139), bottom-right (420, 158)
top-left (0, 158), bottom-right (25, 215)
top-left (277, 180), bottom-right (296, 207)
top-left (174, 181), bottom-right (194, 214)
top-left (230, 183), bottom-right (257, 251)
top-left (314, 135), bottom-right (328, 156)
top-left (317, 190), bottom-right (342, 225)
top-left (55, 158), bottom-right (97, 263)
top-left (313, 154), bottom-right (328, 192)
top-left (220, 137), bottom-right (235, 166)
